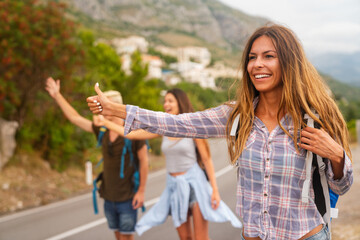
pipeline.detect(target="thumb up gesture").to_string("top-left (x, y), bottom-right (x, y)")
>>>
top-left (87, 83), bottom-right (127, 118)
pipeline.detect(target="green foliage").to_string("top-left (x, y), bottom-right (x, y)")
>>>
top-left (215, 77), bottom-right (238, 101)
top-left (174, 82), bottom-right (228, 110)
top-left (148, 138), bottom-right (163, 156)
top-left (0, 0), bottom-right (82, 124)
top-left (347, 119), bottom-right (357, 143)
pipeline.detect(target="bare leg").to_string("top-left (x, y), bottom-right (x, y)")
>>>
top-left (119, 233), bottom-right (134, 240)
top-left (192, 203), bottom-right (209, 240)
top-left (176, 214), bottom-right (193, 240)
top-left (114, 231), bottom-right (120, 240)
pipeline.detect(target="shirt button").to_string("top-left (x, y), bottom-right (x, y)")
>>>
top-left (264, 193), bottom-right (268, 197)
top-left (266, 158), bottom-right (270, 161)
top-left (264, 210), bottom-right (268, 214)
top-left (265, 175), bottom-right (269, 179)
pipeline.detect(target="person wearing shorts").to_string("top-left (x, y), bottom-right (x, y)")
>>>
top-left (45, 78), bottom-right (148, 240)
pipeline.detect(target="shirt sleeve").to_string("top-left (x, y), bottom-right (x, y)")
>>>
top-left (123, 104), bottom-right (232, 139)
top-left (326, 150), bottom-right (353, 195)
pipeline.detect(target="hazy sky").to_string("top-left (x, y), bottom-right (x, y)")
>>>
top-left (219, 0), bottom-right (360, 55)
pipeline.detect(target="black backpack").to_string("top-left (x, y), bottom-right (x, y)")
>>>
top-left (230, 111), bottom-right (339, 238)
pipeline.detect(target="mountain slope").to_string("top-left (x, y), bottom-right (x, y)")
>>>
top-left (63, 0), bottom-right (360, 104)
top-left (65, 0), bottom-right (268, 64)
top-left (311, 52), bottom-right (360, 87)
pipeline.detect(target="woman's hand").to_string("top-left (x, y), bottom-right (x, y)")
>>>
top-left (211, 189), bottom-right (220, 210)
top-left (87, 83), bottom-right (113, 116)
top-left (93, 115), bottom-right (106, 127)
top-left (299, 126), bottom-right (344, 163)
top-left (45, 77), bottom-right (60, 98)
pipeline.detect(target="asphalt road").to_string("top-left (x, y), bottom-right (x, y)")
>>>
top-left (0, 139), bottom-right (242, 240)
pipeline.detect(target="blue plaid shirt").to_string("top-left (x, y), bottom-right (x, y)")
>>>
top-left (124, 103), bottom-right (353, 239)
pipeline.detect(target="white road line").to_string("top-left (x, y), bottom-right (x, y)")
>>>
top-left (0, 168), bottom-right (168, 224)
top-left (0, 193), bottom-right (92, 224)
top-left (215, 165), bottom-right (234, 178)
top-left (44, 165), bottom-right (235, 240)
top-left (45, 218), bottom-right (107, 240)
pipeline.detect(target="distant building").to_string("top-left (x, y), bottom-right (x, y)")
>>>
top-left (155, 45), bottom-right (211, 67)
top-left (121, 54), bottom-right (132, 75)
top-left (142, 55), bottom-right (163, 79)
top-left (111, 36), bottom-right (149, 55)
top-left (155, 46), bottom-right (178, 58)
top-left (205, 62), bottom-right (240, 79)
top-left (177, 47), bottom-right (211, 67)
top-left (170, 62), bottom-right (215, 89)
top-left (162, 70), bottom-right (181, 86)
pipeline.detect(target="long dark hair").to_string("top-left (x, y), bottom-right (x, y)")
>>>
top-left (166, 88), bottom-right (210, 172)
top-left (166, 88), bottom-right (194, 114)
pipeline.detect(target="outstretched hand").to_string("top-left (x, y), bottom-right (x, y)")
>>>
top-left (45, 77), bottom-right (60, 98)
top-left (87, 83), bottom-right (112, 116)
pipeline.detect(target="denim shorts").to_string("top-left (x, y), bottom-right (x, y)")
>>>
top-left (240, 224), bottom-right (329, 240)
top-left (189, 184), bottom-right (197, 207)
top-left (302, 225), bottom-right (330, 240)
top-left (104, 199), bottom-right (137, 234)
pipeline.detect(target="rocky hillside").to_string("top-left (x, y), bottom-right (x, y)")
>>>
top-left (65, 0), bottom-right (268, 58)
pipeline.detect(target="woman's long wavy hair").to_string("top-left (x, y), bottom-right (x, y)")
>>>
top-left (226, 24), bottom-right (351, 164)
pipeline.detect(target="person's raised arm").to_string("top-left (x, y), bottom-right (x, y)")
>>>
top-left (87, 83), bottom-right (230, 139)
top-left (132, 144), bottom-right (148, 210)
top-left (93, 115), bottom-right (160, 140)
top-left (194, 139), bottom-right (220, 210)
top-left (45, 77), bottom-right (93, 133)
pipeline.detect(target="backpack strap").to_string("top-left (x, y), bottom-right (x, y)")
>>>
top-left (120, 139), bottom-right (134, 178)
top-left (230, 114), bottom-right (240, 137)
top-left (96, 126), bottom-right (107, 147)
top-left (92, 126), bottom-right (107, 214)
top-left (303, 109), bottom-right (339, 237)
top-left (92, 172), bottom-right (103, 214)
top-left (230, 114), bottom-right (240, 167)
top-left (302, 111), bottom-right (318, 203)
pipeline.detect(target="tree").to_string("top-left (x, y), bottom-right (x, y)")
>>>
top-left (113, 51), bottom-right (163, 111)
top-left (0, 0), bottom-right (82, 125)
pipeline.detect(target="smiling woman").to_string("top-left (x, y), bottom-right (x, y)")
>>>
top-left (247, 36), bottom-right (282, 97)
top-left (87, 24), bottom-right (353, 240)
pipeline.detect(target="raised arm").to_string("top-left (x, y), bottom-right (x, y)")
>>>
top-left (87, 83), bottom-right (231, 138)
top-left (46, 77), bottom-right (93, 133)
top-left (195, 139), bottom-right (220, 210)
top-left (93, 115), bottom-right (160, 140)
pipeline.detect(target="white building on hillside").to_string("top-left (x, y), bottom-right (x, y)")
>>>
top-left (170, 62), bottom-right (215, 89)
top-left (142, 55), bottom-right (163, 79)
top-left (155, 45), bottom-right (178, 58)
top-left (177, 47), bottom-right (211, 67)
top-left (205, 62), bottom-right (240, 79)
top-left (111, 36), bottom-right (149, 55)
